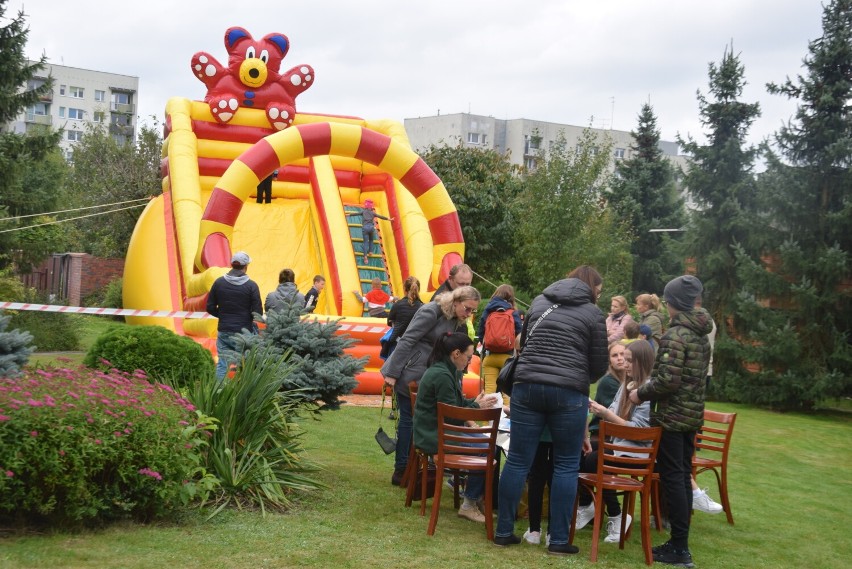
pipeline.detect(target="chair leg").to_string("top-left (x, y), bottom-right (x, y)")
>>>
top-left (419, 456), bottom-right (430, 516)
top-left (399, 442), bottom-right (415, 489)
top-left (651, 476), bottom-right (663, 532)
top-left (640, 490), bottom-right (653, 566)
top-left (484, 466), bottom-right (494, 541)
top-left (427, 461), bottom-right (444, 535)
top-left (620, 491), bottom-right (634, 548)
top-left (404, 453), bottom-right (418, 508)
top-left (720, 467), bottom-right (734, 525)
top-left (589, 489), bottom-right (604, 562)
top-left (453, 472), bottom-right (461, 510)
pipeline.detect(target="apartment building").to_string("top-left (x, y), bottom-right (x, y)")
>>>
top-left (404, 112), bottom-right (688, 173)
top-left (6, 62), bottom-right (139, 158)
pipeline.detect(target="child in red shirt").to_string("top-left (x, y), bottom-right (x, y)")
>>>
top-left (354, 277), bottom-right (396, 317)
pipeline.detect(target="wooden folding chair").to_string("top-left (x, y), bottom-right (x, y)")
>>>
top-left (571, 422), bottom-right (662, 565)
top-left (693, 410), bottom-right (737, 524)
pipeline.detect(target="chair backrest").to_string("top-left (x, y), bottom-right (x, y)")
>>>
top-left (435, 403), bottom-right (501, 461)
top-left (695, 410), bottom-right (737, 460)
top-left (597, 422), bottom-right (662, 479)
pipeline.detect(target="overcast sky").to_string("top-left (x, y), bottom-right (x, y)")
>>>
top-left (14, 0), bottom-right (823, 151)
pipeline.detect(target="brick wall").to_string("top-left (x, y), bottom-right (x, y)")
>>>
top-left (17, 253), bottom-right (124, 306)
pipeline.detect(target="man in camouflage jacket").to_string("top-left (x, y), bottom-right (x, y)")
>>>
top-left (630, 275), bottom-right (713, 568)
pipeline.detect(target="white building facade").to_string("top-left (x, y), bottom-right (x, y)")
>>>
top-left (404, 112), bottom-right (687, 173)
top-left (7, 62), bottom-right (139, 158)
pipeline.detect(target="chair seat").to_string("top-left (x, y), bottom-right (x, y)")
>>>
top-left (443, 455), bottom-right (495, 470)
top-left (579, 472), bottom-right (645, 492)
top-left (693, 456), bottom-right (722, 468)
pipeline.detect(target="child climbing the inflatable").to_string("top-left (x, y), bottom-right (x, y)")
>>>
top-left (346, 200), bottom-right (394, 264)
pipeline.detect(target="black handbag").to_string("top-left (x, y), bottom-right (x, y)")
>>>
top-left (375, 389), bottom-right (397, 454)
top-left (496, 303), bottom-right (559, 396)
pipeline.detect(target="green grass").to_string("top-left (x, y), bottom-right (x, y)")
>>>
top-left (27, 315), bottom-right (120, 368)
top-left (1, 401), bottom-right (850, 569)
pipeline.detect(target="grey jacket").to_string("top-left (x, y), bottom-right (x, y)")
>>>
top-left (265, 282), bottom-right (306, 313)
top-left (514, 278), bottom-right (608, 395)
top-left (380, 302), bottom-right (466, 395)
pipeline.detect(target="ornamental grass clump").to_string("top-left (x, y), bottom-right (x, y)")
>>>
top-left (0, 365), bottom-right (217, 527)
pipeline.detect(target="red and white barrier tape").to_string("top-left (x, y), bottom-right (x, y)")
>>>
top-left (0, 302), bottom-right (211, 319)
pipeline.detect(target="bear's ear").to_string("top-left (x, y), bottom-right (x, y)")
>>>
top-left (225, 27), bottom-right (252, 50)
top-left (263, 33), bottom-right (290, 57)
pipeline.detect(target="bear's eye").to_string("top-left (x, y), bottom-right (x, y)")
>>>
top-left (246, 46), bottom-right (256, 59)
top-left (260, 49), bottom-right (269, 64)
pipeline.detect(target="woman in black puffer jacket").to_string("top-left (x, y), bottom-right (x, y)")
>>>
top-left (494, 265), bottom-right (608, 554)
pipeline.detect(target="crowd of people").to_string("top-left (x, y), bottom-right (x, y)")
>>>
top-left (378, 262), bottom-right (719, 567)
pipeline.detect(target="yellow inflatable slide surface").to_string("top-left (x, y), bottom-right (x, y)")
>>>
top-left (123, 99), bottom-right (480, 394)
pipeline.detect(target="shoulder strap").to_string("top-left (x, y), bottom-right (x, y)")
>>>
top-left (528, 303), bottom-right (559, 339)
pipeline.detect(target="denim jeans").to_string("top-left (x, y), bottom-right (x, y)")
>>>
top-left (452, 433), bottom-right (489, 501)
top-left (394, 388), bottom-right (412, 472)
top-left (362, 224), bottom-right (375, 258)
top-left (215, 331), bottom-right (239, 380)
top-left (496, 382), bottom-right (587, 545)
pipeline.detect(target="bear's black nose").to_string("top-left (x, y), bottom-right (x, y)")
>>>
top-left (249, 68), bottom-right (259, 78)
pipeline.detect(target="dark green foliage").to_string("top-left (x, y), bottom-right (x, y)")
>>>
top-left (179, 344), bottom-right (323, 514)
top-left (726, 0), bottom-right (852, 410)
top-left (607, 103), bottom-right (685, 296)
top-left (0, 278), bottom-right (79, 352)
top-left (0, 2), bottom-right (63, 270)
top-left (420, 143), bottom-right (522, 281)
top-left (84, 325), bottom-right (214, 387)
top-left (512, 129), bottom-right (632, 298)
top-left (82, 277), bottom-right (124, 322)
top-left (678, 44), bottom-right (763, 395)
top-left (237, 302), bottom-right (365, 409)
top-left (63, 124), bottom-right (162, 258)
top-left (0, 310), bottom-right (33, 376)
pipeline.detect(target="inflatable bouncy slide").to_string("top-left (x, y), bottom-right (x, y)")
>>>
top-left (123, 27), bottom-right (480, 394)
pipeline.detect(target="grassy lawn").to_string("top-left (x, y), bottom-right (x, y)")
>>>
top-left (27, 315), bottom-right (120, 368)
top-left (1, 399), bottom-right (849, 569)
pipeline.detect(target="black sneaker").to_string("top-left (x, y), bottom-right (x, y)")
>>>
top-left (547, 543), bottom-right (580, 556)
top-left (493, 534), bottom-right (522, 547)
top-left (390, 468), bottom-right (405, 486)
top-left (652, 541), bottom-right (695, 568)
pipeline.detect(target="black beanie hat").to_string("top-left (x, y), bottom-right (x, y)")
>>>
top-left (663, 275), bottom-right (703, 312)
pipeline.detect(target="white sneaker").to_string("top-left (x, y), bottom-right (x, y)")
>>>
top-left (693, 488), bottom-right (723, 514)
top-left (604, 513), bottom-right (632, 543)
top-left (575, 503), bottom-right (595, 530)
top-left (545, 533), bottom-right (551, 546)
top-left (522, 529), bottom-right (541, 545)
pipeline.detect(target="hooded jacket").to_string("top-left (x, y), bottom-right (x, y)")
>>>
top-left (476, 297), bottom-right (523, 353)
top-left (265, 282), bottom-right (305, 313)
top-left (636, 308), bottom-right (714, 431)
top-left (207, 270), bottom-right (262, 333)
top-left (514, 278), bottom-right (608, 395)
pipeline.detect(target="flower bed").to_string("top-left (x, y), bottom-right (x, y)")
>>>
top-left (0, 365), bottom-right (214, 527)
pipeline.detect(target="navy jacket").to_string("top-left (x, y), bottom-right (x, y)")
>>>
top-left (207, 270), bottom-right (262, 333)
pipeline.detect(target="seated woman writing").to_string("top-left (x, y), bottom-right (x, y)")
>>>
top-left (412, 332), bottom-right (498, 524)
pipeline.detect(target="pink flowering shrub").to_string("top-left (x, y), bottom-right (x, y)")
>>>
top-left (0, 365), bottom-right (217, 526)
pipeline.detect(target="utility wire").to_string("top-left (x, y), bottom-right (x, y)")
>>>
top-left (0, 197), bottom-right (151, 222)
top-left (0, 203), bottom-right (148, 234)
top-left (472, 269), bottom-right (531, 308)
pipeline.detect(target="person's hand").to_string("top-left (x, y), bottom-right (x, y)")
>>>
top-left (502, 405), bottom-right (510, 417)
top-left (384, 377), bottom-right (397, 387)
top-left (475, 392), bottom-right (497, 408)
top-left (628, 389), bottom-right (641, 404)
top-left (582, 437), bottom-right (592, 455)
top-left (589, 400), bottom-right (606, 417)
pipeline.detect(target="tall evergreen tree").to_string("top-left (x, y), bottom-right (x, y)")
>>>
top-left (678, 44), bottom-right (762, 391)
top-left (607, 103), bottom-right (685, 296)
top-left (0, 1), bottom-right (62, 269)
top-left (730, 0), bottom-right (852, 410)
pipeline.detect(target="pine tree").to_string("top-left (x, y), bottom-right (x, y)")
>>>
top-left (678, 44), bottom-right (762, 392)
top-left (0, 310), bottom-right (34, 377)
top-left (236, 303), bottom-right (365, 409)
top-left (0, 1), bottom-right (62, 269)
top-left (730, 0), bottom-right (852, 410)
top-left (607, 103), bottom-right (685, 296)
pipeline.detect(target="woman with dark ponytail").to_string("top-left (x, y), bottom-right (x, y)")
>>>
top-left (413, 332), bottom-right (498, 524)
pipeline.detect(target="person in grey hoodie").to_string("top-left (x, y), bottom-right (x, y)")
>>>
top-left (207, 251), bottom-right (262, 380)
top-left (265, 268), bottom-right (305, 313)
top-left (494, 265), bottom-right (608, 554)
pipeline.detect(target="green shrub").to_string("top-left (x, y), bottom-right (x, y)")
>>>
top-left (0, 365), bottom-right (217, 527)
top-left (9, 310), bottom-right (81, 352)
top-left (84, 325), bottom-right (214, 388)
top-left (181, 344), bottom-right (323, 514)
top-left (82, 277), bottom-right (124, 322)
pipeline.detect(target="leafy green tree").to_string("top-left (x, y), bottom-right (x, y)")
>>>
top-left (729, 0), bottom-right (852, 410)
top-left (607, 103), bottom-right (685, 296)
top-left (63, 124), bottom-right (161, 257)
top-left (678, 45), bottom-right (762, 391)
top-left (420, 143), bottom-right (521, 283)
top-left (0, 1), bottom-right (63, 270)
top-left (512, 129), bottom-right (632, 297)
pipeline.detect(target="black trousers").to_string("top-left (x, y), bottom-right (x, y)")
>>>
top-left (656, 430), bottom-right (696, 549)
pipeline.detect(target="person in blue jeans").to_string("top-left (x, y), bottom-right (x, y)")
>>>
top-left (494, 265), bottom-right (608, 555)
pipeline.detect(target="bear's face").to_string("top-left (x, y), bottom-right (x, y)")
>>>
top-left (223, 27), bottom-right (290, 89)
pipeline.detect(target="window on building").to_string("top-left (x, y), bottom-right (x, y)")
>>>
top-left (28, 103), bottom-right (48, 115)
top-left (467, 132), bottom-right (480, 144)
top-left (95, 90), bottom-right (105, 102)
top-left (68, 108), bottom-right (85, 120)
top-left (614, 148), bottom-right (626, 159)
top-left (67, 130), bottom-right (83, 142)
top-left (481, 134), bottom-right (487, 145)
top-left (111, 92), bottom-right (130, 105)
top-left (524, 157), bottom-right (537, 170)
top-left (58, 106), bottom-right (66, 118)
top-left (59, 84), bottom-right (66, 96)
top-left (111, 113), bottom-right (132, 127)
top-left (524, 135), bottom-right (542, 155)
top-left (93, 111), bottom-right (105, 123)
top-left (70, 86), bottom-right (84, 98)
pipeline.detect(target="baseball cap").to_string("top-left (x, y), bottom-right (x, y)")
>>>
top-left (231, 251), bottom-right (251, 266)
